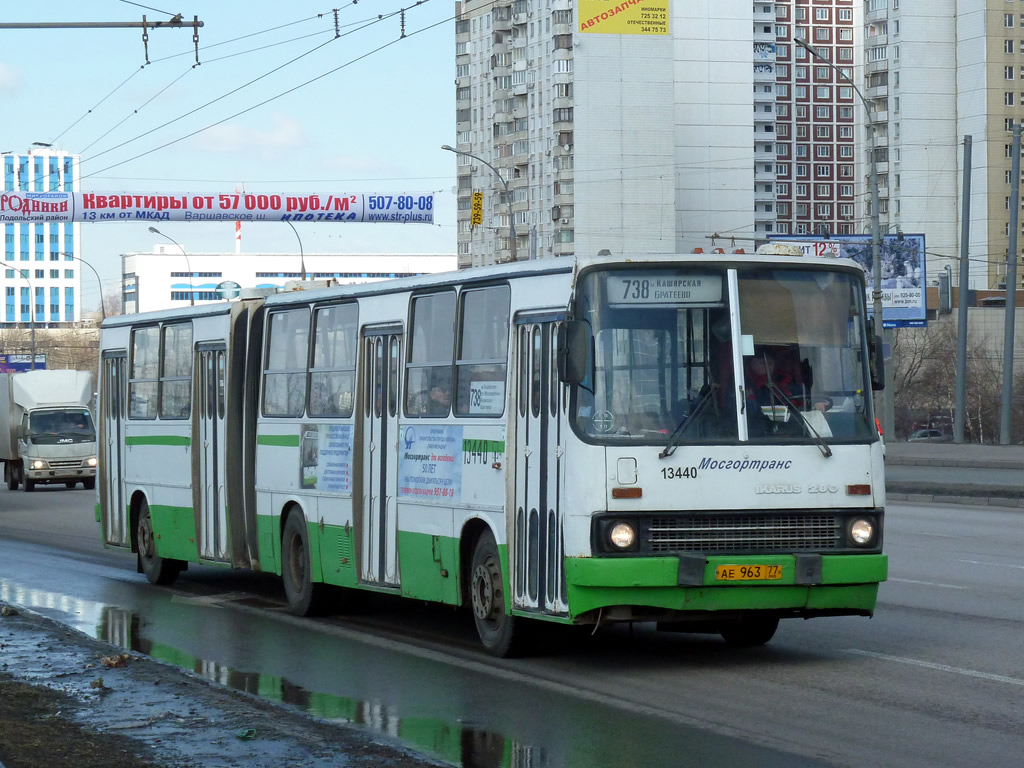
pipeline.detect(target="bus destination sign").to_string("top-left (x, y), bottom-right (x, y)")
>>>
top-left (607, 273), bottom-right (723, 305)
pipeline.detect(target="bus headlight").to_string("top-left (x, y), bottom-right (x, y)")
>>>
top-left (849, 518), bottom-right (875, 546)
top-left (30, 459), bottom-right (46, 470)
top-left (86, 457), bottom-right (98, 467)
top-left (609, 522), bottom-right (636, 549)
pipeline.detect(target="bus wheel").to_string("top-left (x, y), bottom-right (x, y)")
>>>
top-left (719, 616), bottom-right (780, 647)
top-left (282, 512), bottom-right (324, 616)
top-left (137, 501), bottom-right (180, 586)
top-left (470, 530), bottom-right (527, 657)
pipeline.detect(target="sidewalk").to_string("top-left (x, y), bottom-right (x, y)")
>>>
top-left (884, 441), bottom-right (1024, 470)
top-left (884, 441), bottom-right (1024, 507)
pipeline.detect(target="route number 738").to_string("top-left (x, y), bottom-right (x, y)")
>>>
top-left (661, 466), bottom-right (697, 479)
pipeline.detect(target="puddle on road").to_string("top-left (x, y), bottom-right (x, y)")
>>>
top-left (0, 578), bottom-right (527, 768)
top-left (96, 606), bottom-right (531, 768)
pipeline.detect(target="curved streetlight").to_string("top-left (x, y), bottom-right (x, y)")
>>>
top-left (59, 253), bottom-right (105, 321)
top-left (441, 144), bottom-right (517, 262)
top-left (0, 259), bottom-right (37, 369)
top-left (148, 226), bottom-right (194, 306)
top-left (284, 219), bottom-right (308, 281)
top-left (794, 38), bottom-right (889, 432)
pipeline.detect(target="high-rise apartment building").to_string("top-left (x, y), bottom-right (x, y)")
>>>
top-left (773, 1), bottom-right (861, 238)
top-left (2, 148), bottom-right (83, 325)
top-left (454, 0), bottom-right (761, 267)
top-left (859, 0), bottom-right (961, 288)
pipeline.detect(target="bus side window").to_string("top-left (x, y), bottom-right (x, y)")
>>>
top-left (405, 291), bottom-right (455, 417)
top-left (263, 308), bottom-right (309, 418)
top-left (455, 284), bottom-right (510, 417)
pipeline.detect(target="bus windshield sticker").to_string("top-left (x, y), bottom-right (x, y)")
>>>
top-left (470, 380), bottom-right (505, 415)
top-left (606, 274), bottom-right (723, 305)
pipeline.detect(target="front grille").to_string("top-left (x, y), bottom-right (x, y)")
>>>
top-left (47, 459), bottom-right (85, 470)
top-left (649, 514), bottom-right (842, 553)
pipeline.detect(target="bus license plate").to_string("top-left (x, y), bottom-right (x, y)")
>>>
top-left (715, 564), bottom-right (783, 581)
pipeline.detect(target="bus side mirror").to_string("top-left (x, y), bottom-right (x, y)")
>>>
top-left (869, 334), bottom-right (885, 391)
top-left (557, 320), bottom-right (588, 384)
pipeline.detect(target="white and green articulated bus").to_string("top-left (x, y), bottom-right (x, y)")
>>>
top-left (97, 251), bottom-right (888, 656)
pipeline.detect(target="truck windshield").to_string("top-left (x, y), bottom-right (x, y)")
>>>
top-left (28, 409), bottom-right (96, 443)
top-left (570, 266), bottom-right (875, 444)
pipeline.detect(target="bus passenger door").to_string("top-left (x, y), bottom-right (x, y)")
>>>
top-left (196, 345), bottom-right (229, 562)
top-left (513, 321), bottom-right (567, 615)
top-left (101, 351), bottom-right (129, 547)
top-left (360, 330), bottom-right (402, 587)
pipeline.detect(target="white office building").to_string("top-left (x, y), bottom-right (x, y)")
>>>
top-left (2, 147), bottom-right (84, 326)
top-left (121, 249), bottom-right (457, 314)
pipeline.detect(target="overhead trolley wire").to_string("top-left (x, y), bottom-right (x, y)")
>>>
top-left (79, 1), bottom-right (443, 181)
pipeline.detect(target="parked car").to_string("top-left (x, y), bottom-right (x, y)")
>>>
top-left (908, 428), bottom-right (953, 443)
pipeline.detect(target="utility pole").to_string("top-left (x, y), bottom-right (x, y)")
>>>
top-left (1000, 124), bottom-right (1021, 444)
top-left (954, 136), bottom-right (972, 444)
top-left (794, 39), bottom-right (889, 435)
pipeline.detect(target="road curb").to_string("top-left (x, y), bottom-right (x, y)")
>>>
top-left (887, 491), bottom-right (1024, 509)
top-left (885, 457), bottom-right (1024, 470)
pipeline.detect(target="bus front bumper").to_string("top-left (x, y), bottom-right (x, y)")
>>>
top-left (564, 553), bottom-right (887, 619)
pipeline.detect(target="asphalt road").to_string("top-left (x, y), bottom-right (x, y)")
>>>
top-left (1, 485), bottom-right (1021, 768)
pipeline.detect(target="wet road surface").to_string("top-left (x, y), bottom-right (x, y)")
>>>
top-left (1, 486), bottom-right (1022, 767)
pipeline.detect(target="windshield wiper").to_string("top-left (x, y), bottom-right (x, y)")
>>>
top-left (659, 384), bottom-right (718, 459)
top-left (766, 383), bottom-right (833, 458)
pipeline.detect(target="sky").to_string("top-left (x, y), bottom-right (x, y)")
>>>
top-left (0, 0), bottom-right (457, 311)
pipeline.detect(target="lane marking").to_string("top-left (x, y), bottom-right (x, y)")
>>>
top-left (888, 578), bottom-right (966, 590)
top-left (958, 559), bottom-right (1024, 571)
top-left (845, 649), bottom-right (1024, 687)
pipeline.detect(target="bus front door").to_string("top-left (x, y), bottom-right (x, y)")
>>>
top-left (513, 321), bottom-right (567, 616)
top-left (360, 331), bottom-right (402, 588)
top-left (196, 345), bottom-right (229, 562)
top-left (101, 351), bottom-right (129, 547)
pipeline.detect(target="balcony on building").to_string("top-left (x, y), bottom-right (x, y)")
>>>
top-left (753, 41), bottom-right (776, 62)
top-left (753, 62), bottom-right (776, 84)
top-left (866, 59), bottom-right (889, 76)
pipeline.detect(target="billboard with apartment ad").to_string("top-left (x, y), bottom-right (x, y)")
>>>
top-left (769, 234), bottom-right (927, 328)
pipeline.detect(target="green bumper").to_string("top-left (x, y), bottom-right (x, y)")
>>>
top-left (564, 553), bottom-right (887, 618)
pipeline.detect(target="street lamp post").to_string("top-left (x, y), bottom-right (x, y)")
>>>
top-left (441, 144), bottom-right (517, 262)
top-left (60, 253), bottom-right (106, 321)
top-left (284, 220), bottom-right (308, 281)
top-left (148, 226), bottom-right (194, 306)
top-left (0, 259), bottom-right (37, 369)
top-left (795, 38), bottom-right (889, 433)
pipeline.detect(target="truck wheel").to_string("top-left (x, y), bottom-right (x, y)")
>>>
top-left (65, 481), bottom-right (77, 489)
top-left (23, 478), bottom-right (35, 492)
top-left (5, 465), bottom-right (17, 491)
top-left (83, 478), bottom-right (96, 491)
top-left (137, 500), bottom-right (180, 586)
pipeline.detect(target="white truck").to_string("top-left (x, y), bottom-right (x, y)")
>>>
top-left (0, 370), bottom-right (98, 492)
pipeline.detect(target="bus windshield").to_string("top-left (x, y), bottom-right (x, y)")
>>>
top-left (571, 266), bottom-right (875, 444)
